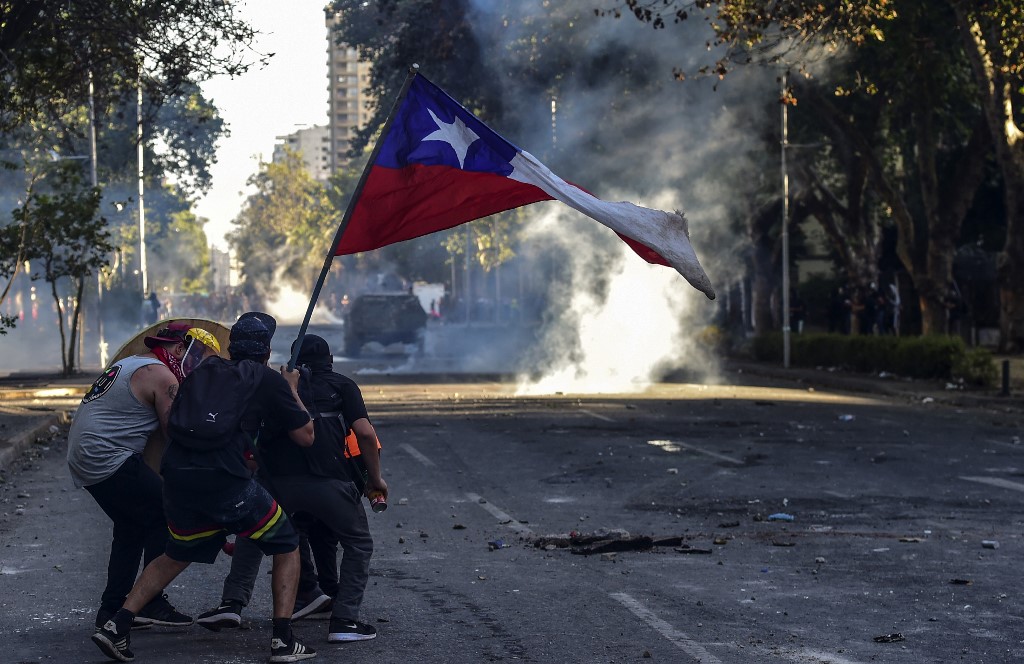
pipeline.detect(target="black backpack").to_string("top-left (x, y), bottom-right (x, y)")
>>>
top-left (168, 357), bottom-right (263, 451)
top-left (297, 369), bottom-right (367, 489)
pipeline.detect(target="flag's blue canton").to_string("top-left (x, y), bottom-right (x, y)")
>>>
top-left (375, 77), bottom-right (522, 176)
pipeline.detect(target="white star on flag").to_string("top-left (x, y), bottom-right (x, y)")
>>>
top-left (422, 109), bottom-right (480, 169)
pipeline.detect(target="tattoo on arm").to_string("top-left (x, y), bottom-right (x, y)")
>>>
top-left (166, 383), bottom-right (178, 401)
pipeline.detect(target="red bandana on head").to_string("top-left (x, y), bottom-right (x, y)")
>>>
top-left (151, 346), bottom-right (186, 383)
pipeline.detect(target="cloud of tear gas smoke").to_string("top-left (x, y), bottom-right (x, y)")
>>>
top-left (515, 205), bottom-right (720, 395)
top-left (263, 269), bottom-right (342, 326)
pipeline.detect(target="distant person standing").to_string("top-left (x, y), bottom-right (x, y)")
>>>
top-left (943, 281), bottom-right (965, 336)
top-left (788, 288), bottom-right (805, 334)
top-left (143, 292), bottom-right (161, 326)
top-left (888, 284), bottom-right (902, 336)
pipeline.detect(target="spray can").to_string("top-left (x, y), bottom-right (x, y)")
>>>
top-left (368, 491), bottom-right (388, 513)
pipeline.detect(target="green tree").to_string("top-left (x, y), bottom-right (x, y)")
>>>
top-left (610, 0), bottom-right (1019, 340)
top-left (7, 161), bottom-right (112, 375)
top-left (614, 0), bottom-right (998, 336)
top-left (0, 0), bottom-right (261, 132)
top-left (228, 150), bottom-right (336, 305)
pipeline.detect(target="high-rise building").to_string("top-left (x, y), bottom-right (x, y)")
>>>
top-left (272, 125), bottom-right (331, 182)
top-left (325, 9), bottom-right (374, 173)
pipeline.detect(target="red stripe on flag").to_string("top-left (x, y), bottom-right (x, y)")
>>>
top-left (336, 164), bottom-right (550, 255)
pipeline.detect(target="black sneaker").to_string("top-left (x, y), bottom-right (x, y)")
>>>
top-left (269, 635), bottom-right (317, 662)
top-left (92, 620), bottom-right (135, 662)
top-left (196, 600), bottom-right (243, 631)
top-left (95, 608), bottom-right (151, 631)
top-left (134, 594), bottom-right (193, 627)
top-left (291, 592), bottom-right (332, 621)
top-left (327, 618), bottom-right (377, 642)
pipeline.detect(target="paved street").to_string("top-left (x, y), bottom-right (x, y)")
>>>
top-left (1, 368), bottom-right (1022, 663)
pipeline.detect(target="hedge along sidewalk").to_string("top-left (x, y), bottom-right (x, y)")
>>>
top-left (749, 332), bottom-right (998, 386)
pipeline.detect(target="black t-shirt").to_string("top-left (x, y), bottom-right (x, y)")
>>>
top-left (161, 364), bottom-right (311, 485)
top-left (258, 369), bottom-right (369, 480)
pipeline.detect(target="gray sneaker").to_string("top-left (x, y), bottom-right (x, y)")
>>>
top-left (291, 592), bottom-right (331, 621)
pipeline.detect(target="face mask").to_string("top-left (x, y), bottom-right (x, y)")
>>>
top-left (181, 339), bottom-right (208, 377)
top-left (152, 345), bottom-right (186, 383)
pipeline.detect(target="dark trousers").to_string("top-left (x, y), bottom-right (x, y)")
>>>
top-left (294, 514), bottom-right (341, 598)
top-left (84, 454), bottom-right (168, 612)
top-left (273, 476), bottom-right (373, 622)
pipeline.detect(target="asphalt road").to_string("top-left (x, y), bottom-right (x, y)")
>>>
top-left (1, 372), bottom-right (1022, 664)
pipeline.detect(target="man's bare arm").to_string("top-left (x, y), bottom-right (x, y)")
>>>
top-left (129, 363), bottom-right (179, 434)
top-left (353, 418), bottom-right (387, 499)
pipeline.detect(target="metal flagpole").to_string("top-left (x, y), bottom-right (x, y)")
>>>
top-left (286, 64), bottom-right (421, 371)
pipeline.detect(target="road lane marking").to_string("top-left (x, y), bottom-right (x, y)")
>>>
top-left (465, 492), bottom-right (533, 535)
top-left (579, 409), bottom-right (614, 422)
top-left (610, 593), bottom-right (723, 664)
top-left (400, 443), bottom-right (436, 467)
top-left (648, 440), bottom-right (744, 465)
top-left (779, 649), bottom-right (871, 664)
top-left (960, 476), bottom-right (1024, 493)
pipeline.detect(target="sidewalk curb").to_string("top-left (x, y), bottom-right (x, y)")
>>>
top-left (0, 411), bottom-right (69, 473)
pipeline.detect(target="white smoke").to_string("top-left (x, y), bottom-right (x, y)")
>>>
top-left (263, 268), bottom-right (342, 325)
top-left (515, 205), bottom-right (718, 394)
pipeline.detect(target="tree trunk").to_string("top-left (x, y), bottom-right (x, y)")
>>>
top-left (953, 2), bottom-right (1024, 350)
top-left (49, 270), bottom-right (67, 376)
top-left (66, 275), bottom-right (85, 375)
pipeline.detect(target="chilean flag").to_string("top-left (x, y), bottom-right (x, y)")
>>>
top-left (336, 74), bottom-right (715, 300)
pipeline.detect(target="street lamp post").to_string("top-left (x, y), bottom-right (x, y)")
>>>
top-left (89, 72), bottom-right (108, 368)
top-left (781, 71), bottom-right (791, 369)
top-left (137, 83), bottom-right (148, 298)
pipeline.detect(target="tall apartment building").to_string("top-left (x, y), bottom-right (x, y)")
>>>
top-left (272, 125), bottom-right (331, 182)
top-left (325, 9), bottom-right (374, 173)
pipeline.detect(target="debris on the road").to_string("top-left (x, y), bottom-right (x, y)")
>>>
top-left (573, 536), bottom-right (653, 555)
top-left (949, 579), bottom-right (972, 585)
top-left (713, 537), bottom-right (728, 545)
top-left (529, 530), bottom-right (705, 556)
top-left (452, 523), bottom-right (466, 530)
top-left (899, 537), bottom-right (925, 543)
top-left (419, 531), bottom-right (429, 538)
top-left (398, 537), bottom-right (405, 544)
top-left (600, 552), bottom-right (616, 562)
top-left (718, 521), bottom-right (740, 528)
top-left (488, 539), bottom-right (507, 550)
top-left (873, 632), bottom-right (905, 643)
top-left (398, 498), bottom-right (409, 505)
top-left (981, 540), bottom-right (999, 549)
top-left (838, 414), bottom-right (855, 422)
top-left (767, 513), bottom-right (794, 522)
top-left (772, 540), bottom-right (795, 547)
top-left (814, 557), bottom-right (826, 564)
top-left (675, 544), bottom-right (712, 554)
top-left (922, 397), bottom-right (935, 404)
top-left (667, 467), bottom-right (678, 474)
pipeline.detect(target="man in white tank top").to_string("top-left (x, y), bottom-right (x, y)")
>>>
top-left (67, 321), bottom-right (216, 631)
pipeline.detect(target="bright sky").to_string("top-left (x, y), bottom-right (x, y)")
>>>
top-left (196, 1), bottom-right (328, 250)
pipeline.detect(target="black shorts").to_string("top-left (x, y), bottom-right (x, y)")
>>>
top-left (163, 472), bottom-right (298, 564)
